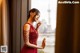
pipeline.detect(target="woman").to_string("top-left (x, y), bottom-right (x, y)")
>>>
top-left (21, 8), bottom-right (46, 53)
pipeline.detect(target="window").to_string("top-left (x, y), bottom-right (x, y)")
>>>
top-left (31, 0), bottom-right (57, 53)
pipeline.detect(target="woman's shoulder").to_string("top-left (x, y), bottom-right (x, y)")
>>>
top-left (23, 23), bottom-right (31, 30)
top-left (24, 22), bottom-right (31, 26)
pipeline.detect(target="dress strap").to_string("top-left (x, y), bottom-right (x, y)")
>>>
top-left (26, 23), bottom-right (36, 30)
top-left (26, 23), bottom-right (34, 27)
top-left (26, 23), bottom-right (31, 25)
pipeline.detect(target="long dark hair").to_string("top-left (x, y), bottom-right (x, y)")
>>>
top-left (27, 8), bottom-right (40, 21)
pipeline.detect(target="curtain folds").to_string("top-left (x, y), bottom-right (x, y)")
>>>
top-left (55, 0), bottom-right (80, 53)
top-left (0, 0), bottom-right (9, 53)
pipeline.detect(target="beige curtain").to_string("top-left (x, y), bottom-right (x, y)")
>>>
top-left (2, 0), bottom-right (9, 46)
top-left (0, 0), bottom-right (9, 53)
top-left (55, 0), bottom-right (80, 53)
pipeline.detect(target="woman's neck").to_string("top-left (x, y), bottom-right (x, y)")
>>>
top-left (27, 17), bottom-right (33, 24)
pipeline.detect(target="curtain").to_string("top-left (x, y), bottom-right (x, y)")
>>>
top-left (8, 0), bottom-right (28, 53)
top-left (0, 0), bottom-right (3, 45)
top-left (55, 0), bottom-right (80, 53)
top-left (0, 0), bottom-right (8, 46)
top-left (0, 0), bottom-right (9, 53)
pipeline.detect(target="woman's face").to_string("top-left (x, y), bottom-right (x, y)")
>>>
top-left (30, 12), bottom-right (40, 22)
top-left (34, 15), bottom-right (40, 22)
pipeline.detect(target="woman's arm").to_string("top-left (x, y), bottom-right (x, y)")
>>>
top-left (23, 24), bottom-right (42, 49)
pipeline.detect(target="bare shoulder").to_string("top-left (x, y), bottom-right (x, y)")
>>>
top-left (23, 24), bottom-right (30, 31)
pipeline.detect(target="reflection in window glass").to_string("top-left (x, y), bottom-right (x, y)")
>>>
top-left (31, 0), bottom-right (57, 53)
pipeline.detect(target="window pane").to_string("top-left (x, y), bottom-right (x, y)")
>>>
top-left (31, 0), bottom-right (57, 53)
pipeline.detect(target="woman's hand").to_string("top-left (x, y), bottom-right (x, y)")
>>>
top-left (36, 21), bottom-right (41, 28)
top-left (41, 38), bottom-right (46, 49)
top-left (36, 21), bottom-right (41, 31)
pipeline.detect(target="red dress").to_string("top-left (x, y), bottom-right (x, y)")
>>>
top-left (21, 23), bottom-right (38, 53)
